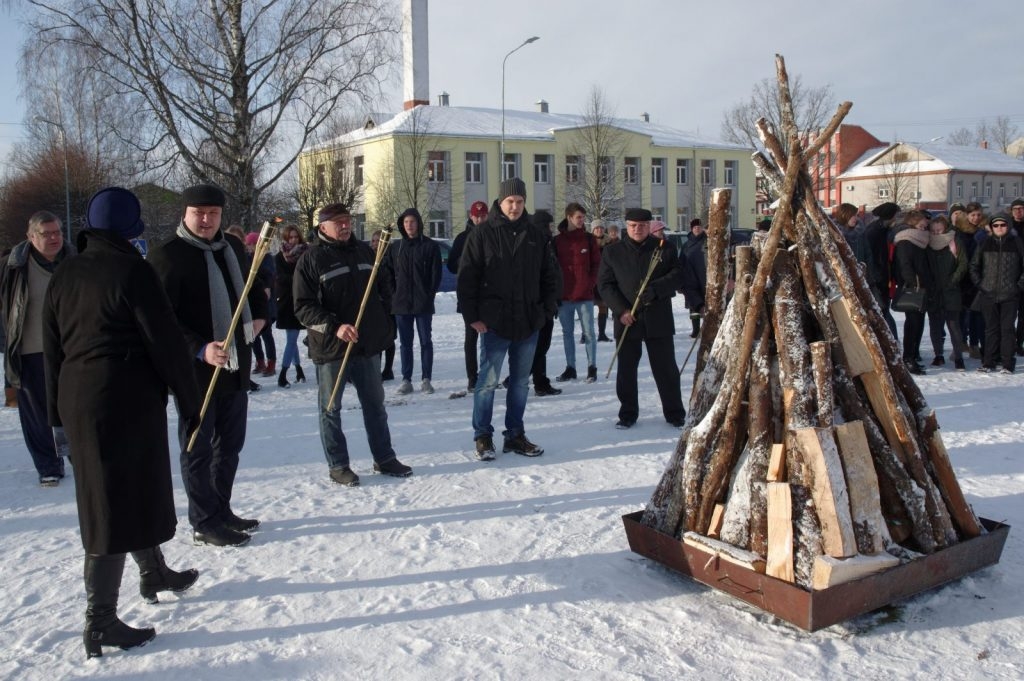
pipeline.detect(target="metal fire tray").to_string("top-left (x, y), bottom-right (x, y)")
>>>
top-left (622, 511), bottom-right (1009, 631)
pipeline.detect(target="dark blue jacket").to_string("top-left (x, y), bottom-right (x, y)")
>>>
top-left (384, 208), bottom-right (442, 315)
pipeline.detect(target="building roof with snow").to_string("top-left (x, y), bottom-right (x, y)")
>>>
top-left (838, 142), bottom-right (1024, 179)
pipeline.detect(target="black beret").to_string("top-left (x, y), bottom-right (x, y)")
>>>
top-left (182, 183), bottom-right (226, 208)
top-left (871, 202), bottom-right (900, 220)
top-left (624, 208), bottom-right (653, 222)
top-left (318, 203), bottom-right (350, 224)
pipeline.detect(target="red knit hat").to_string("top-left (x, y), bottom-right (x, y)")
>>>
top-left (470, 201), bottom-right (488, 218)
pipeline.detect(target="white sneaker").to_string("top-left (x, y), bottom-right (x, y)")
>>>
top-left (421, 379), bottom-right (434, 394)
top-left (396, 380), bottom-right (413, 395)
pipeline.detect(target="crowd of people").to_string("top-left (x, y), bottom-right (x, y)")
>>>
top-left (7, 174), bottom-right (1024, 658)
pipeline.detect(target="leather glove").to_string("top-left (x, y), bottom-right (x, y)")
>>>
top-left (52, 427), bottom-right (70, 458)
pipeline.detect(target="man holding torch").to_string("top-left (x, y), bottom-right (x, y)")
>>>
top-left (148, 184), bottom-right (267, 547)
top-left (597, 208), bottom-right (686, 430)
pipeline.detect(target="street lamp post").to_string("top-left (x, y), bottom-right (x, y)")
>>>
top-left (915, 135), bottom-right (944, 209)
top-left (500, 36), bottom-right (539, 180)
top-left (35, 116), bottom-right (72, 242)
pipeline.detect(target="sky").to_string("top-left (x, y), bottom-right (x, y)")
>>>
top-left (1, 0), bottom-right (1022, 168)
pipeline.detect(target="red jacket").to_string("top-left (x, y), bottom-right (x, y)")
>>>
top-left (554, 228), bottom-right (601, 301)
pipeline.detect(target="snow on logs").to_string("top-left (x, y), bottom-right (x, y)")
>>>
top-left (639, 54), bottom-right (982, 590)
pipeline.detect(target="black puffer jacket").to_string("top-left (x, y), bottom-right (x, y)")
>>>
top-left (293, 231), bottom-right (394, 363)
top-left (457, 203), bottom-right (560, 341)
top-left (384, 208), bottom-right (442, 315)
top-left (678, 231), bottom-right (707, 311)
top-left (969, 233), bottom-right (1024, 303)
top-left (598, 236), bottom-right (682, 339)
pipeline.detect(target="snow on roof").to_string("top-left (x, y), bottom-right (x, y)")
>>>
top-left (311, 105), bottom-right (750, 152)
top-left (838, 142), bottom-right (1024, 179)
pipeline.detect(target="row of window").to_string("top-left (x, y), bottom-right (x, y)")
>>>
top-left (875, 180), bottom-right (1023, 200)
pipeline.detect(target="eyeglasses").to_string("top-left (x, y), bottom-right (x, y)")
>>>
top-left (991, 222), bottom-right (1009, 229)
top-left (33, 230), bottom-right (63, 239)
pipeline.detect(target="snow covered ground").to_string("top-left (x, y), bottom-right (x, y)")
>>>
top-left (0, 293), bottom-right (1020, 680)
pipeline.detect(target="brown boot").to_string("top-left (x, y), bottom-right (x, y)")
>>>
top-left (263, 360), bottom-right (276, 377)
top-left (4, 387), bottom-right (17, 408)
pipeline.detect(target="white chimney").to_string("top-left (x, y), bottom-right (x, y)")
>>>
top-left (536, 99), bottom-right (549, 113)
top-left (641, 112), bottom-right (650, 123)
top-left (438, 91), bottom-right (450, 107)
top-left (402, 0), bottom-right (429, 110)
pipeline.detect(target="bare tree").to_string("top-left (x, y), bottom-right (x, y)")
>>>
top-left (721, 74), bottom-right (836, 151)
top-left (990, 116), bottom-right (1019, 154)
top-left (565, 86), bottom-right (629, 222)
top-left (946, 127), bottom-right (975, 147)
top-left (27, 0), bottom-right (396, 226)
top-left (877, 146), bottom-right (916, 208)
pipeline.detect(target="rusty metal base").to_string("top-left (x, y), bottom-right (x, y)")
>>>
top-left (622, 511), bottom-right (1009, 632)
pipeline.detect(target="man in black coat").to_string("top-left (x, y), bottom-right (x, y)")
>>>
top-left (457, 178), bottom-right (560, 460)
top-left (43, 187), bottom-right (201, 657)
top-left (598, 208), bottom-right (685, 429)
top-left (147, 184), bottom-right (268, 547)
top-left (679, 218), bottom-right (707, 338)
top-left (449, 200), bottom-right (489, 392)
top-left (970, 213), bottom-right (1024, 372)
top-left (384, 207), bottom-right (442, 395)
top-left (293, 203), bottom-right (412, 487)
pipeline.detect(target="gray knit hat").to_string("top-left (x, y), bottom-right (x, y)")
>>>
top-left (498, 177), bottom-right (527, 201)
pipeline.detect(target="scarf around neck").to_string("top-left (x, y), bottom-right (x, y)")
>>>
top-left (175, 222), bottom-right (254, 371)
top-left (929, 231), bottom-right (955, 250)
top-left (894, 228), bottom-right (930, 249)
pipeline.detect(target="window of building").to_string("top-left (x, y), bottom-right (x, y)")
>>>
top-left (999, 183), bottom-right (1006, 199)
top-left (465, 152), bottom-right (482, 184)
top-left (599, 157), bottom-right (613, 184)
top-left (971, 182), bottom-right (978, 197)
top-left (651, 210), bottom-right (664, 222)
top-left (724, 160), bottom-right (737, 186)
top-left (1014, 182), bottom-right (1020, 197)
top-left (675, 159), bottom-right (689, 185)
top-left (700, 160), bottom-right (713, 186)
top-left (315, 164), bottom-right (326, 191)
top-left (427, 151), bottom-right (446, 183)
top-left (651, 158), bottom-right (665, 185)
top-left (428, 219), bottom-right (446, 239)
top-left (566, 155), bottom-right (580, 184)
top-left (878, 187), bottom-right (891, 199)
top-left (534, 155), bottom-right (550, 184)
top-left (985, 181), bottom-right (992, 198)
top-left (955, 180), bottom-right (963, 198)
top-left (676, 208), bottom-right (689, 230)
top-left (354, 156), bottom-right (364, 186)
top-left (624, 157), bottom-right (639, 185)
top-left (502, 153), bottom-right (519, 181)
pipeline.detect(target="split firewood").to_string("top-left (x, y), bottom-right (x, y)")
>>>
top-left (766, 482), bottom-right (795, 582)
top-left (684, 532), bottom-right (766, 573)
top-left (811, 553), bottom-right (900, 590)
top-left (833, 421), bottom-right (893, 554)
top-left (791, 427), bottom-right (858, 558)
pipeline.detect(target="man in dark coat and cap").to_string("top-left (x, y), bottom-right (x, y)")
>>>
top-left (147, 184), bottom-right (268, 547)
top-left (43, 187), bottom-right (202, 658)
top-left (864, 201), bottom-right (901, 338)
top-left (598, 207), bottom-right (685, 429)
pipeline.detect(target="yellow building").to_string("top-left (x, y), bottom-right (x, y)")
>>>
top-left (299, 102), bottom-right (755, 239)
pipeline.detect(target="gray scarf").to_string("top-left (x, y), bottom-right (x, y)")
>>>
top-left (176, 222), bottom-right (254, 371)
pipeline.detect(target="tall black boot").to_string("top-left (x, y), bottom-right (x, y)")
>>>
top-left (278, 366), bottom-right (290, 388)
top-left (597, 310), bottom-right (610, 341)
top-left (84, 553), bottom-right (155, 658)
top-left (131, 546), bottom-right (199, 604)
top-left (295, 365), bottom-right (306, 383)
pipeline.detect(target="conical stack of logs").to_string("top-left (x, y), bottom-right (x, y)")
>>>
top-left (641, 55), bottom-right (982, 590)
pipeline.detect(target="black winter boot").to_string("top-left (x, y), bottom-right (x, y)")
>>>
top-left (84, 553), bottom-right (155, 658)
top-left (131, 546), bottom-right (199, 604)
top-left (295, 365), bottom-right (306, 383)
top-left (597, 311), bottom-right (610, 341)
top-left (278, 366), bottom-right (290, 388)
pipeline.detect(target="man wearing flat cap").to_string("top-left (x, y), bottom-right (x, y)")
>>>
top-left (148, 183), bottom-right (268, 548)
top-left (457, 177), bottom-right (560, 460)
top-left (863, 202), bottom-right (901, 338)
top-left (598, 207), bottom-right (685, 430)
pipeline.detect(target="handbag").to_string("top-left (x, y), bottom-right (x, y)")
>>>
top-left (893, 286), bottom-right (926, 313)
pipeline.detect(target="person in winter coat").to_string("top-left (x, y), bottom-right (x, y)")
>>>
top-left (1011, 198), bottom-right (1024, 354)
top-left (42, 187), bottom-right (201, 658)
top-left (458, 178), bottom-right (560, 460)
top-left (274, 224), bottom-right (307, 387)
top-left (293, 203), bottom-right (412, 486)
top-left (893, 210), bottom-right (933, 375)
top-left (969, 213), bottom-right (1024, 373)
top-left (147, 184), bottom-right (268, 548)
top-left (0, 210), bottom-right (74, 486)
top-left (598, 208), bottom-right (686, 429)
top-left (957, 201), bottom-right (988, 357)
top-left (448, 200), bottom-right (489, 392)
top-left (370, 228), bottom-right (398, 381)
top-left (384, 208), bottom-right (442, 395)
top-left (679, 218), bottom-right (707, 339)
top-left (863, 202), bottom-right (900, 339)
top-left (836, 203), bottom-right (871, 266)
top-left (925, 215), bottom-right (968, 370)
top-left (553, 203), bottom-right (601, 383)
top-left (245, 231), bottom-right (277, 379)
top-left (590, 220), bottom-right (613, 342)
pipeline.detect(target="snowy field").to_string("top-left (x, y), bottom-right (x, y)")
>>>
top-left (0, 293), bottom-right (1021, 680)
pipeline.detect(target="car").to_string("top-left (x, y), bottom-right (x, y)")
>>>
top-left (435, 238), bottom-right (457, 292)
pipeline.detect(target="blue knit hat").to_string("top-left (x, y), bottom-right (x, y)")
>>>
top-left (86, 187), bottom-right (145, 240)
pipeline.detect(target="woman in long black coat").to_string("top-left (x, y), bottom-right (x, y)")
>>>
top-left (42, 188), bottom-right (202, 658)
top-left (274, 223), bottom-right (307, 387)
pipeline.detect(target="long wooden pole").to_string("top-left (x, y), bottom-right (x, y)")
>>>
top-left (324, 224), bottom-right (397, 413)
top-left (186, 220), bottom-right (275, 453)
top-left (605, 240), bottom-right (664, 379)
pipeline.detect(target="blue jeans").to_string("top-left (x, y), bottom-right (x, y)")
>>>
top-left (396, 313), bottom-right (434, 381)
top-left (472, 330), bottom-right (538, 439)
top-left (316, 355), bottom-right (396, 469)
top-left (557, 301), bottom-right (596, 370)
top-left (281, 329), bottom-right (301, 369)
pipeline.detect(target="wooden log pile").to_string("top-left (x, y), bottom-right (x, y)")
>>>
top-left (641, 55), bottom-right (983, 590)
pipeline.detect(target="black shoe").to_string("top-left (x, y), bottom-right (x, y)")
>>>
top-left (329, 466), bottom-right (360, 486)
top-left (534, 383), bottom-right (562, 396)
top-left (954, 359), bottom-right (966, 371)
top-left (977, 365), bottom-right (994, 373)
top-left (374, 458), bottom-right (413, 477)
top-left (193, 524), bottom-right (251, 547)
top-left (585, 366), bottom-right (597, 383)
top-left (132, 547), bottom-right (199, 604)
top-left (278, 367), bottom-right (290, 388)
top-left (248, 379), bottom-right (261, 393)
top-left (84, 618), bottom-right (156, 658)
top-left (906, 362), bottom-right (926, 376)
top-left (666, 416), bottom-right (685, 428)
top-left (223, 511), bottom-right (260, 533)
top-left (381, 368), bottom-right (395, 381)
top-left (467, 378), bottom-right (477, 393)
top-left (502, 433), bottom-right (544, 456)
top-left (931, 356), bottom-right (945, 367)
top-left (580, 334), bottom-right (586, 344)
top-left (689, 329), bottom-right (700, 338)
top-left (475, 436), bottom-right (496, 461)
top-left (501, 376), bottom-right (510, 389)
top-left (615, 418), bottom-right (636, 430)
top-left (295, 365), bottom-right (306, 383)
top-left (555, 367), bottom-right (577, 382)
top-left (598, 334), bottom-right (611, 342)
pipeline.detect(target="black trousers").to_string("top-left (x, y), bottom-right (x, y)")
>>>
top-left (982, 297), bottom-right (1018, 370)
top-left (531, 317), bottom-right (554, 384)
top-left (176, 390), bottom-right (248, 532)
top-left (16, 353), bottom-right (64, 479)
top-left (902, 310), bottom-right (926, 364)
top-left (615, 335), bottom-right (684, 423)
top-left (928, 307), bottom-right (965, 361)
top-left (463, 323), bottom-right (479, 383)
